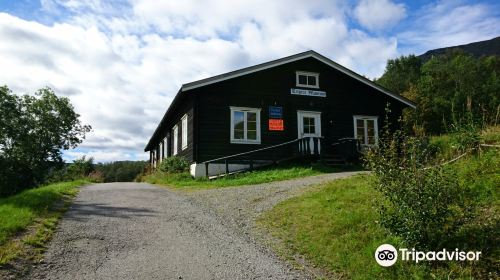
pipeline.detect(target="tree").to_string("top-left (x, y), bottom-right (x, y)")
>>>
top-left (377, 51), bottom-right (500, 134)
top-left (0, 86), bottom-right (91, 196)
top-left (375, 54), bottom-right (422, 95)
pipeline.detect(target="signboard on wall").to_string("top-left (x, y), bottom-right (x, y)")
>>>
top-left (269, 119), bottom-right (284, 131)
top-left (269, 106), bottom-right (283, 118)
top-left (290, 88), bottom-right (326, 97)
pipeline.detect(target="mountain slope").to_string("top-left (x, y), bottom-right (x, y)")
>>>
top-left (418, 36), bottom-right (500, 61)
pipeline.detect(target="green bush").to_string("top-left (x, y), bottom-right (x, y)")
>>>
top-left (158, 156), bottom-right (189, 173)
top-left (364, 129), bottom-right (477, 251)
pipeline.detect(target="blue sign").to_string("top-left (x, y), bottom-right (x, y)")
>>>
top-left (269, 106), bottom-right (283, 118)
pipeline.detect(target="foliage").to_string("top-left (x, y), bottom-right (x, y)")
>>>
top-left (375, 54), bottom-right (422, 95)
top-left (0, 86), bottom-right (91, 196)
top-left (364, 128), bottom-right (477, 251)
top-left (0, 180), bottom-right (86, 248)
top-left (66, 156), bottom-right (95, 179)
top-left (94, 161), bottom-right (147, 182)
top-left (157, 156), bottom-right (190, 173)
top-left (377, 50), bottom-right (500, 134)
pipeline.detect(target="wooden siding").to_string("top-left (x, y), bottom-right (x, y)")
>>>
top-left (192, 57), bottom-right (408, 163)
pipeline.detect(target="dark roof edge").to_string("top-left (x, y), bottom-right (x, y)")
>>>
top-left (144, 89), bottom-right (182, 151)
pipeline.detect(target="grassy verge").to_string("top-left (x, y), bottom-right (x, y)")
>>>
top-left (144, 162), bottom-right (362, 190)
top-left (258, 148), bottom-right (499, 279)
top-left (0, 180), bottom-right (87, 266)
top-left (258, 175), bottom-right (428, 279)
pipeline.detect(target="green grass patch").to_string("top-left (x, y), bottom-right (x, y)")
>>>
top-left (258, 175), bottom-right (428, 279)
top-left (144, 162), bottom-right (362, 190)
top-left (0, 180), bottom-right (87, 265)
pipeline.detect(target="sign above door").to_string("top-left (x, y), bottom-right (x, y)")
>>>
top-left (290, 88), bottom-right (326, 97)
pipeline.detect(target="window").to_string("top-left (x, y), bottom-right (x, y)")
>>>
top-left (172, 125), bottom-right (178, 155)
top-left (353, 116), bottom-right (378, 146)
top-left (296, 71), bottom-right (319, 88)
top-left (230, 107), bottom-right (261, 144)
top-left (302, 117), bottom-right (316, 134)
top-left (181, 114), bottom-right (188, 150)
top-left (164, 136), bottom-right (169, 158)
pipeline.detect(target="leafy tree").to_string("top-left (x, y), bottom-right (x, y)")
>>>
top-left (0, 86), bottom-right (91, 196)
top-left (375, 54), bottom-right (422, 95)
top-left (377, 50), bottom-right (500, 134)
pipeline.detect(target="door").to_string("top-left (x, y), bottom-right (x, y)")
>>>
top-left (297, 111), bottom-right (321, 154)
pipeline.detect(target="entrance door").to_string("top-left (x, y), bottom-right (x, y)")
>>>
top-left (297, 111), bottom-right (321, 154)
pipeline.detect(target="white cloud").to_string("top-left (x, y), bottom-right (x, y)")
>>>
top-left (398, 1), bottom-right (500, 55)
top-left (354, 0), bottom-right (406, 31)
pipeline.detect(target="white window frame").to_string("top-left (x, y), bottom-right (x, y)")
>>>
top-left (296, 71), bottom-right (319, 88)
top-left (181, 114), bottom-right (188, 150)
top-left (353, 115), bottom-right (379, 146)
top-left (230, 106), bottom-right (261, 144)
top-left (172, 124), bottom-right (178, 155)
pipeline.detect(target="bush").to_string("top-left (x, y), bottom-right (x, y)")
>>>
top-left (158, 156), bottom-right (189, 173)
top-left (364, 129), bottom-right (477, 251)
top-left (87, 170), bottom-right (105, 183)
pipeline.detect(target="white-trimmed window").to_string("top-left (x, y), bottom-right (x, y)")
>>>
top-left (296, 71), bottom-right (319, 88)
top-left (181, 114), bottom-right (188, 150)
top-left (230, 106), bottom-right (261, 144)
top-left (172, 125), bottom-right (178, 155)
top-left (353, 115), bottom-right (378, 146)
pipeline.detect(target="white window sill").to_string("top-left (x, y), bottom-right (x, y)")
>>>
top-left (296, 84), bottom-right (319, 89)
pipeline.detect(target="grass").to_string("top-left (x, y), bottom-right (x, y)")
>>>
top-left (144, 162), bottom-right (362, 190)
top-left (0, 180), bottom-right (87, 265)
top-left (258, 128), bottom-right (499, 279)
top-left (258, 175), bottom-right (428, 279)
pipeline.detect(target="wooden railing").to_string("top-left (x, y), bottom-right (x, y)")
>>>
top-left (202, 137), bottom-right (322, 178)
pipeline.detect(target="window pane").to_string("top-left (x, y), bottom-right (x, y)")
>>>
top-left (234, 111), bottom-right (244, 131)
top-left (234, 129), bottom-right (244, 139)
top-left (298, 75), bottom-right (307, 85)
top-left (355, 119), bottom-right (364, 142)
top-left (247, 112), bottom-right (256, 122)
top-left (247, 130), bottom-right (256, 140)
top-left (367, 136), bottom-right (375, 145)
top-left (357, 119), bottom-right (364, 129)
top-left (307, 75), bottom-right (317, 86)
top-left (367, 120), bottom-right (375, 136)
top-left (247, 120), bottom-right (256, 131)
top-left (309, 123), bottom-right (316, 134)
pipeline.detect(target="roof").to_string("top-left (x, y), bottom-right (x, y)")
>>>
top-left (145, 50), bottom-right (416, 151)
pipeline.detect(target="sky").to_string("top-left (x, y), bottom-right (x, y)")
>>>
top-left (0, 0), bottom-right (499, 162)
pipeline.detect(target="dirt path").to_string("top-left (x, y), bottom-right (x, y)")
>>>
top-left (30, 172), bottom-right (363, 279)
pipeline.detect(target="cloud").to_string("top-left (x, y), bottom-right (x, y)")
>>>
top-left (398, 1), bottom-right (500, 55)
top-left (354, 0), bottom-right (406, 31)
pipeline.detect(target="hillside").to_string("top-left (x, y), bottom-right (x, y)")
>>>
top-left (418, 36), bottom-right (500, 61)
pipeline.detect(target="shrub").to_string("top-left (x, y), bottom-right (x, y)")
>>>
top-left (87, 170), bottom-right (105, 183)
top-left (364, 129), bottom-right (477, 251)
top-left (158, 156), bottom-right (189, 173)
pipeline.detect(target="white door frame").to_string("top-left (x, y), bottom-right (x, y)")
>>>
top-left (297, 110), bottom-right (322, 154)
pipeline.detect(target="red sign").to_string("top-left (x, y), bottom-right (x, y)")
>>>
top-left (269, 119), bottom-right (284, 131)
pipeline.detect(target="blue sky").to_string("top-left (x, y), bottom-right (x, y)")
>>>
top-left (0, 0), bottom-right (499, 162)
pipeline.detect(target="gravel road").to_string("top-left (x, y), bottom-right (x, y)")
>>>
top-left (30, 172), bottom-right (362, 280)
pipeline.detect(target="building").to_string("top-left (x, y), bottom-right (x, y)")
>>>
top-left (144, 50), bottom-right (415, 177)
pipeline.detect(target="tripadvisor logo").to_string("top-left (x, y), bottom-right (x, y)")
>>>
top-left (375, 244), bottom-right (481, 267)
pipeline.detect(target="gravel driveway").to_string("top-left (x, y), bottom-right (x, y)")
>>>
top-left (30, 172), bottom-right (362, 280)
